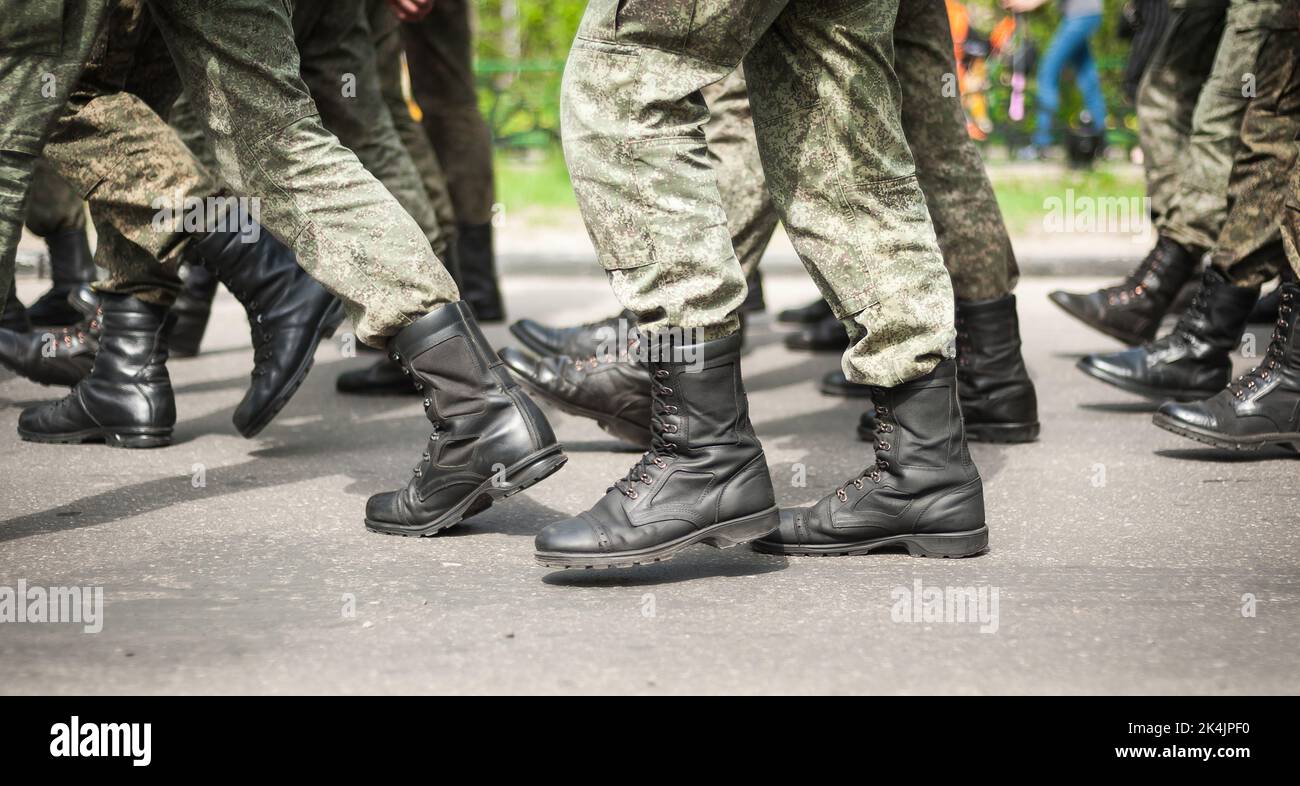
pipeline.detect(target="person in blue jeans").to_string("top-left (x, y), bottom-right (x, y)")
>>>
top-left (1006, 0), bottom-right (1108, 152)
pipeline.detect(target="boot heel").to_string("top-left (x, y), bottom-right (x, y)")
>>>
top-left (105, 429), bottom-right (173, 449)
top-left (701, 507), bottom-right (780, 549)
top-left (903, 527), bottom-right (989, 558)
top-left (495, 445), bottom-right (568, 498)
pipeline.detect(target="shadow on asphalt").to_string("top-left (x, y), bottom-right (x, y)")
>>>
top-left (1078, 400), bottom-right (1159, 413)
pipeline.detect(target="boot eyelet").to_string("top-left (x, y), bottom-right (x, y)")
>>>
top-left (662, 387), bottom-right (673, 395)
top-left (627, 489), bottom-right (639, 500)
top-left (836, 489), bottom-right (848, 502)
top-left (666, 406), bottom-right (678, 414)
top-left (666, 424), bottom-right (679, 433)
top-left (852, 479), bottom-right (863, 490)
top-left (655, 370), bottom-right (668, 379)
top-left (640, 473), bottom-right (650, 484)
top-left (653, 458), bottom-right (666, 469)
top-left (423, 398), bottom-right (432, 408)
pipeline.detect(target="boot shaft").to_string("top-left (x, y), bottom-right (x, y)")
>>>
top-left (870, 359), bottom-right (977, 489)
top-left (93, 293), bottom-right (173, 384)
top-left (1171, 268), bottom-right (1259, 356)
top-left (645, 331), bottom-right (755, 451)
top-left (45, 227), bottom-right (96, 285)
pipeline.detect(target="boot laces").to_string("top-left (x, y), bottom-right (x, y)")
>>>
top-left (1228, 291), bottom-right (1293, 400)
top-left (1104, 243), bottom-right (1169, 305)
top-left (613, 368), bottom-right (678, 499)
top-left (836, 398), bottom-right (892, 502)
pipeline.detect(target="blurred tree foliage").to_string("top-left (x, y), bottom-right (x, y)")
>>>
top-left (468, 0), bottom-right (1139, 150)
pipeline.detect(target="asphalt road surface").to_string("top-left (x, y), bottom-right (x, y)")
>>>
top-left (1, 274), bottom-right (1296, 694)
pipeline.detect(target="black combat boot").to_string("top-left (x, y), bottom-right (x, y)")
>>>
top-left (499, 345), bottom-right (651, 446)
top-left (1, 282), bottom-right (29, 332)
top-left (534, 332), bottom-right (778, 569)
top-left (17, 292), bottom-right (175, 448)
top-left (165, 263), bottom-right (219, 358)
top-left (0, 285), bottom-right (101, 387)
top-left (784, 312), bottom-right (849, 352)
top-left (1048, 235), bottom-right (1201, 345)
top-left (457, 222), bottom-right (505, 323)
top-left (755, 359), bottom-right (987, 557)
top-left (182, 208), bottom-right (344, 437)
top-left (741, 270), bottom-right (766, 313)
top-left (1077, 268), bottom-right (1258, 401)
top-left (509, 309), bottom-right (635, 359)
top-left (955, 294), bottom-right (1039, 442)
top-left (364, 301), bottom-right (567, 535)
top-left (777, 297), bottom-right (831, 325)
top-left (1155, 283), bottom-right (1300, 451)
top-left (26, 227), bottom-right (96, 327)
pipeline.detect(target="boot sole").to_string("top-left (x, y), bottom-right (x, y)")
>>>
top-left (535, 506), bottom-right (780, 570)
top-left (239, 300), bottom-right (346, 438)
top-left (1152, 412), bottom-right (1300, 453)
top-left (510, 371), bottom-right (650, 448)
top-left (1075, 359), bottom-right (1217, 403)
top-left (17, 425), bottom-right (172, 449)
top-left (1048, 296), bottom-right (1151, 347)
top-left (365, 445), bottom-right (568, 536)
top-left (752, 526), bottom-right (989, 558)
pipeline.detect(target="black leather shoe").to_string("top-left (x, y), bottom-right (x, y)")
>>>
top-left (535, 332), bottom-right (779, 569)
top-left (500, 345), bottom-right (651, 446)
top-left (17, 293), bottom-right (175, 448)
top-left (365, 301), bottom-right (567, 535)
top-left (785, 312), bottom-right (849, 352)
top-left (741, 270), bottom-right (766, 313)
top-left (755, 359), bottom-right (987, 557)
top-left (956, 294), bottom-right (1040, 442)
top-left (820, 369), bottom-right (873, 398)
top-left (508, 309), bottom-right (634, 359)
top-left (1, 282), bottom-right (29, 332)
top-left (182, 208), bottom-right (345, 437)
top-left (1155, 283), bottom-right (1300, 451)
top-left (777, 298), bottom-right (831, 325)
top-left (1077, 269), bottom-right (1258, 402)
top-left (0, 285), bottom-right (101, 387)
top-left (1048, 235), bottom-right (1200, 345)
top-left (26, 227), bottom-right (96, 327)
top-left (336, 357), bottom-right (419, 395)
top-left (166, 263), bottom-right (219, 358)
top-left (457, 222), bottom-right (505, 323)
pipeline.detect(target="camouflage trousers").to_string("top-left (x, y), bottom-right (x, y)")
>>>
top-left (711, 1), bottom-right (1019, 301)
top-left (1139, 0), bottom-right (1288, 255)
top-left (563, 0), bottom-right (956, 387)
top-left (0, 0), bottom-right (111, 317)
top-left (401, 0), bottom-right (496, 227)
top-left (8, 0), bottom-right (457, 344)
top-left (1210, 9), bottom-right (1300, 288)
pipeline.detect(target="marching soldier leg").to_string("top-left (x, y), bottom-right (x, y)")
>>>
top-left (23, 160), bottom-right (96, 327)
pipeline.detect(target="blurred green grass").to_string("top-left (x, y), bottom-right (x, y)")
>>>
top-left (495, 146), bottom-right (1147, 235)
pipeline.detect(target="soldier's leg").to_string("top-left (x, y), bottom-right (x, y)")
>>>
top-left (1155, 96), bottom-right (1300, 448)
top-left (1050, 0), bottom-right (1236, 346)
top-left (146, 0), bottom-right (563, 530)
top-left (21, 159), bottom-right (97, 327)
top-left (401, 0), bottom-right (504, 320)
top-left (536, 0), bottom-right (982, 569)
top-left (294, 0), bottom-right (449, 263)
top-left (1159, 0), bottom-right (1288, 254)
top-left (1137, 0), bottom-right (1229, 223)
top-left (1077, 13), bottom-right (1300, 405)
top-left (366, 0), bottom-right (457, 257)
top-left (0, 0), bottom-right (111, 319)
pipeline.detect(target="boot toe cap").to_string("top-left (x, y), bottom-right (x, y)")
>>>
top-left (509, 319), bottom-right (560, 356)
top-left (365, 490), bottom-right (406, 526)
top-left (1078, 349), bottom-right (1139, 381)
top-left (1157, 400), bottom-right (1218, 430)
top-left (535, 516), bottom-right (604, 555)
